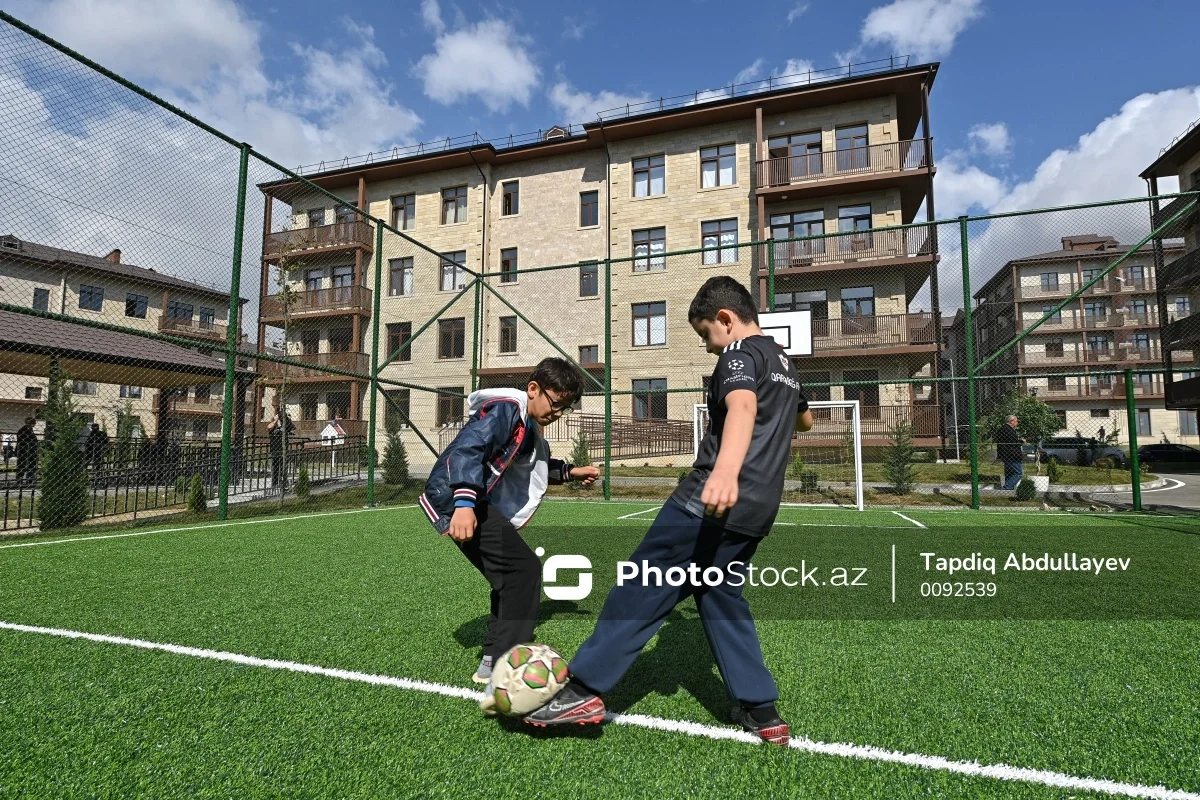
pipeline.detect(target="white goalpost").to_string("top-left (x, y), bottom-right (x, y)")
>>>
top-left (693, 399), bottom-right (865, 511)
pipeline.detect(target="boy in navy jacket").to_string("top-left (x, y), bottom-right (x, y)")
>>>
top-left (420, 357), bottom-right (600, 683)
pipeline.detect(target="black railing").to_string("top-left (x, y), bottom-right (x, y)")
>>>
top-left (757, 139), bottom-right (931, 187)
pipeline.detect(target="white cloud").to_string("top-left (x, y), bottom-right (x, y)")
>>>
top-left (967, 122), bottom-right (1012, 157)
top-left (933, 151), bottom-right (1008, 218)
top-left (858, 0), bottom-right (982, 61)
top-left (421, 0), bottom-right (445, 35)
top-left (415, 18), bottom-right (539, 112)
top-left (548, 81), bottom-right (651, 122)
top-left (734, 58), bottom-right (765, 85)
top-left (562, 14), bottom-right (594, 40)
top-left (787, 2), bottom-right (811, 23)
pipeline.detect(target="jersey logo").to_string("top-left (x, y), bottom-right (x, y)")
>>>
top-left (778, 354), bottom-right (789, 370)
top-left (728, 358), bottom-right (745, 371)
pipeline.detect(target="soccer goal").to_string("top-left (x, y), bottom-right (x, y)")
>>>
top-left (693, 399), bottom-right (864, 511)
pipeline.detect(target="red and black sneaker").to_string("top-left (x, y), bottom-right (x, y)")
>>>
top-left (523, 682), bottom-right (607, 727)
top-left (731, 704), bottom-right (790, 746)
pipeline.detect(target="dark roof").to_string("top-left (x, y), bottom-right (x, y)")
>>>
top-left (1140, 117), bottom-right (1200, 179)
top-left (0, 309), bottom-right (253, 389)
top-left (0, 235), bottom-right (243, 302)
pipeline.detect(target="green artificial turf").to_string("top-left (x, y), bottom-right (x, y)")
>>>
top-left (0, 501), bottom-right (1197, 798)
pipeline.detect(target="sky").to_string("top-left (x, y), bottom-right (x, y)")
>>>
top-left (2, 0), bottom-right (1200, 309)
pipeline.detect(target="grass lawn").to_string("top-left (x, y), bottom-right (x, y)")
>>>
top-left (610, 462), bottom-right (1156, 486)
top-left (1, 501), bottom-right (1197, 798)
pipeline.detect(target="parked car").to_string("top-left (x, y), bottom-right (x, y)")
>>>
top-left (1036, 436), bottom-right (1126, 467)
top-left (1136, 443), bottom-right (1200, 471)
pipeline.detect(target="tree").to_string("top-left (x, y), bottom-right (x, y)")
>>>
top-left (37, 372), bottom-right (88, 530)
top-left (568, 430), bottom-right (591, 490)
top-left (187, 473), bottom-right (207, 513)
top-left (382, 430), bottom-right (410, 487)
top-left (883, 420), bottom-right (918, 495)
top-left (115, 400), bottom-right (136, 466)
top-left (980, 390), bottom-right (1062, 446)
top-left (295, 466), bottom-right (311, 501)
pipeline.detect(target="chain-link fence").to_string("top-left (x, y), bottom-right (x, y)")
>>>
top-left (2, 10), bottom-right (1198, 532)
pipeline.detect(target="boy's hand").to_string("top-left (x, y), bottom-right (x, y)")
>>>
top-left (448, 506), bottom-right (477, 542)
top-left (570, 466), bottom-right (601, 486)
top-left (701, 469), bottom-right (739, 517)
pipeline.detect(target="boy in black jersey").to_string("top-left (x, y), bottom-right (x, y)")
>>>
top-left (524, 277), bottom-right (813, 743)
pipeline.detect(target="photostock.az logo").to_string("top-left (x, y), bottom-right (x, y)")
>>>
top-left (535, 547), bottom-right (593, 600)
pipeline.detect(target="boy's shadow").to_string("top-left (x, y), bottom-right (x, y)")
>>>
top-left (453, 600), bottom-right (593, 650)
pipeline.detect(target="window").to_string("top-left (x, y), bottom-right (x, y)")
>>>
top-left (1180, 410), bottom-right (1198, 436)
top-left (1137, 409), bottom-right (1152, 436)
top-left (78, 284), bottom-right (104, 312)
top-left (835, 124), bottom-right (869, 171)
top-left (387, 322), bottom-right (412, 362)
top-left (335, 205), bottom-right (357, 225)
top-left (124, 293), bottom-right (147, 319)
top-left (441, 186), bottom-right (467, 224)
top-left (771, 210), bottom-right (825, 262)
top-left (841, 286), bottom-right (875, 317)
top-left (1047, 375), bottom-right (1067, 392)
top-left (439, 318), bottom-right (466, 359)
top-left (72, 380), bottom-right (97, 396)
top-left (632, 155), bottom-right (665, 197)
top-left (1087, 334), bottom-right (1111, 355)
top-left (700, 144), bottom-right (736, 188)
top-left (632, 378), bottom-right (668, 419)
top-left (1040, 273), bottom-right (1059, 292)
top-left (774, 290), bottom-right (829, 334)
top-left (32, 288), bottom-right (49, 313)
top-left (501, 181), bottom-right (519, 215)
top-left (1041, 305), bottom-right (1061, 325)
top-left (500, 248), bottom-right (518, 283)
top-left (1126, 298), bottom-right (1148, 319)
top-left (1090, 408), bottom-right (1110, 418)
top-left (301, 330), bottom-right (320, 356)
top-left (767, 131), bottom-right (822, 181)
top-left (305, 269), bottom-right (323, 293)
top-left (1123, 264), bottom-right (1145, 289)
top-left (24, 387), bottom-right (42, 400)
top-left (437, 388), bottom-right (465, 427)
top-left (328, 327), bottom-right (353, 354)
top-left (1053, 410), bottom-right (1067, 429)
top-left (331, 265), bottom-right (354, 298)
top-left (389, 257), bottom-right (414, 297)
top-left (579, 262), bottom-right (599, 297)
top-left (166, 301), bottom-right (193, 322)
top-left (1128, 332), bottom-right (1151, 351)
top-left (1090, 374), bottom-right (1114, 390)
top-left (326, 391), bottom-right (351, 421)
top-left (307, 209), bottom-right (325, 227)
top-left (632, 302), bottom-right (667, 347)
top-left (440, 251), bottom-right (468, 291)
top-left (384, 389), bottom-right (411, 430)
top-left (1046, 339), bottom-right (1065, 357)
top-left (391, 194), bottom-right (415, 230)
top-left (119, 385), bottom-right (142, 399)
top-left (633, 227), bottom-right (666, 272)
top-left (837, 204), bottom-right (872, 252)
top-left (1082, 267), bottom-right (1101, 288)
top-left (1084, 300), bottom-right (1107, 320)
top-left (701, 218), bottom-right (738, 265)
top-left (579, 345), bottom-right (599, 364)
top-left (499, 316), bottom-right (518, 353)
top-left (1176, 297), bottom-right (1192, 317)
top-left (299, 394), bottom-right (318, 422)
top-left (580, 191), bottom-right (599, 227)
top-left (199, 308), bottom-right (215, 329)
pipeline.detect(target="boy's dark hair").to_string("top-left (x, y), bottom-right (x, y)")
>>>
top-left (688, 276), bottom-right (759, 324)
top-left (528, 357), bottom-right (584, 404)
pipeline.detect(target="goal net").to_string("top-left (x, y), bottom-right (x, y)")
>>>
top-left (693, 400), bottom-right (864, 510)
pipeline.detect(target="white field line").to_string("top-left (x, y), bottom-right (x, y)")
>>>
top-left (0, 506), bottom-right (418, 551)
top-left (1100, 478), bottom-right (1187, 495)
top-left (1, 620), bottom-right (1196, 800)
top-left (616, 505), bottom-right (662, 520)
top-left (892, 511), bottom-right (927, 529)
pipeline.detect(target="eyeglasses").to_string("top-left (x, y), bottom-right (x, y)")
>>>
top-left (545, 393), bottom-right (575, 415)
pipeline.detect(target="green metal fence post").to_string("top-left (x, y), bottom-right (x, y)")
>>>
top-left (1125, 369), bottom-right (1142, 512)
top-left (766, 239), bottom-right (776, 312)
top-left (471, 279), bottom-right (482, 392)
top-left (603, 257), bottom-right (613, 502)
top-left (959, 217), bottom-right (980, 510)
top-left (218, 143), bottom-right (250, 520)
top-left (366, 223), bottom-right (383, 507)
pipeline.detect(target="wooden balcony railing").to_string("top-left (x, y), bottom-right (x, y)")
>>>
top-left (765, 224), bottom-right (936, 272)
top-left (810, 312), bottom-right (937, 353)
top-left (258, 351), bottom-right (371, 381)
top-left (157, 393), bottom-right (224, 415)
top-left (1018, 346), bottom-right (1160, 366)
top-left (799, 405), bottom-right (940, 439)
top-left (1021, 311), bottom-right (1161, 333)
top-left (260, 285), bottom-right (372, 319)
top-left (159, 315), bottom-right (228, 342)
top-left (1028, 378), bottom-right (1165, 400)
top-left (564, 413), bottom-right (694, 460)
top-left (263, 221), bottom-right (374, 260)
top-left (1152, 194), bottom-right (1198, 237)
top-left (1162, 249), bottom-right (1200, 291)
top-left (756, 139), bottom-right (932, 188)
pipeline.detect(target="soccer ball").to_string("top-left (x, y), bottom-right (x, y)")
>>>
top-left (480, 643), bottom-right (570, 717)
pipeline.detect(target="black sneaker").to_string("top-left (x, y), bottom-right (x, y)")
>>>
top-left (523, 682), bottom-right (607, 727)
top-left (731, 704), bottom-right (790, 746)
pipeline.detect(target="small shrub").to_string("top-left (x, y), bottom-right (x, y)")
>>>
top-left (787, 451), bottom-right (806, 479)
top-left (1047, 457), bottom-right (1064, 484)
top-left (1014, 478), bottom-right (1037, 501)
top-left (295, 466), bottom-right (311, 501)
top-left (175, 475), bottom-right (187, 495)
top-left (883, 421), bottom-right (917, 495)
top-left (382, 430), bottom-right (410, 487)
top-left (1093, 456), bottom-right (1116, 470)
top-left (569, 431), bottom-right (591, 491)
top-left (187, 473), bottom-right (207, 513)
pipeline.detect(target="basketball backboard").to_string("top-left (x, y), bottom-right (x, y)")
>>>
top-left (759, 309), bottom-right (813, 356)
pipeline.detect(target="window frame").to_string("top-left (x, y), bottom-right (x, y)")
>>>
top-left (78, 284), bottom-right (104, 312)
top-left (501, 181), bottom-right (520, 216)
top-left (500, 248), bottom-right (518, 284)
top-left (579, 262), bottom-right (599, 297)
top-left (499, 316), bottom-right (518, 353)
top-left (632, 154), bottom-right (666, 198)
top-left (700, 144), bottom-right (736, 188)
top-left (119, 385), bottom-right (142, 399)
top-left (125, 292), bottom-right (148, 319)
top-left (632, 301), bottom-right (667, 347)
top-left (390, 193), bottom-right (415, 230)
top-left (389, 257), bottom-right (414, 297)
top-left (386, 321), bottom-right (413, 362)
top-left (580, 190), bottom-right (599, 227)
top-left (384, 388), bottom-right (412, 430)
top-left (166, 300), bottom-right (194, 322)
top-left (439, 251), bottom-right (468, 292)
top-left (701, 218), bottom-right (739, 265)
top-left (436, 388), bottom-right (466, 427)
top-left (579, 345), bottom-right (599, 364)
top-left (632, 378), bottom-right (668, 420)
top-left (438, 317), bottom-right (466, 360)
top-left (632, 227), bottom-right (667, 273)
top-left (441, 186), bottom-right (468, 225)
top-left (32, 287), bottom-right (50, 313)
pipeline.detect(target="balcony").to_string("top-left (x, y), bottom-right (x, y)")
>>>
top-left (263, 221), bottom-right (374, 262)
top-left (260, 285), bottom-right (372, 323)
top-left (763, 224), bottom-right (937, 278)
top-left (1152, 194), bottom-right (1198, 238)
top-left (1018, 346), bottom-right (1160, 367)
top-left (154, 392), bottom-right (225, 415)
top-left (799, 405), bottom-right (940, 442)
top-left (159, 315), bottom-right (229, 343)
top-left (1018, 311), bottom-right (1161, 333)
top-left (1161, 249), bottom-right (1200, 291)
top-left (258, 351), bottom-right (371, 382)
top-left (1027, 378), bottom-right (1165, 400)
top-left (809, 312), bottom-right (938, 357)
top-left (758, 139), bottom-right (932, 187)
top-left (253, 418), bottom-right (369, 439)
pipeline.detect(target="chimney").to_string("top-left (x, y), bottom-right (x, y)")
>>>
top-left (105, 248), bottom-right (121, 264)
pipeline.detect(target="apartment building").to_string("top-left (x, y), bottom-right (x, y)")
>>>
top-left (972, 234), bottom-right (1197, 445)
top-left (1142, 117), bottom-right (1200, 411)
top-left (255, 59), bottom-right (942, 459)
top-left (0, 235), bottom-right (246, 439)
